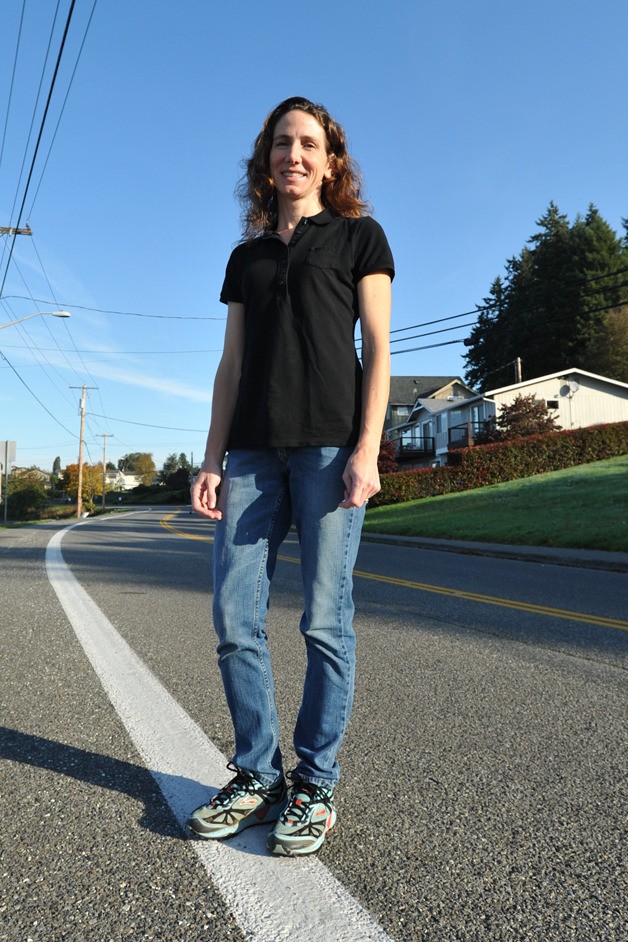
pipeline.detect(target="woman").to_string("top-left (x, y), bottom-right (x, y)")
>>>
top-left (187, 96), bottom-right (393, 857)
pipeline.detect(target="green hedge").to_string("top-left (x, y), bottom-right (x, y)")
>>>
top-left (372, 421), bottom-right (628, 507)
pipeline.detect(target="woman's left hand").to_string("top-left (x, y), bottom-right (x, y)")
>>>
top-left (339, 446), bottom-right (380, 508)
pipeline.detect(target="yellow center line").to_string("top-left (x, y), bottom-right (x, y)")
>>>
top-left (160, 512), bottom-right (214, 543)
top-left (160, 513), bottom-right (628, 633)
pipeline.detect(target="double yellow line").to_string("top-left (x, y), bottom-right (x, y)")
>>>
top-left (160, 513), bottom-right (628, 633)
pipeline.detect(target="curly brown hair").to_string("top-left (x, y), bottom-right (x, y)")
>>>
top-left (237, 96), bottom-right (370, 239)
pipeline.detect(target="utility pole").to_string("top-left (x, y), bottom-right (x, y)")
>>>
top-left (514, 357), bottom-right (523, 384)
top-left (96, 433), bottom-right (113, 511)
top-left (70, 385), bottom-right (98, 518)
top-left (0, 224), bottom-right (32, 236)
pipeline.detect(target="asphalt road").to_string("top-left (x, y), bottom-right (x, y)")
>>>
top-left (1, 509), bottom-right (626, 942)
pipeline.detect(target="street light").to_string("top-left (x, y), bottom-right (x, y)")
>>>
top-left (0, 310), bottom-right (71, 330)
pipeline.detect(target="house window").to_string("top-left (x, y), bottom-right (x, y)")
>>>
top-left (389, 405), bottom-right (410, 426)
top-left (547, 400), bottom-right (559, 409)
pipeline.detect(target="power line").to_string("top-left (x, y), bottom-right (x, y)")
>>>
top-left (0, 0), bottom-right (77, 297)
top-left (0, 348), bottom-right (77, 437)
top-left (387, 294), bottom-right (626, 361)
top-left (9, 265), bottom-right (625, 331)
top-left (390, 321), bottom-right (477, 345)
top-left (0, 343), bottom-right (223, 355)
top-left (363, 265), bottom-right (628, 348)
top-left (0, 0), bottom-right (27, 176)
top-left (390, 338), bottom-right (468, 356)
top-left (0, 0), bottom-right (62, 273)
top-left (88, 412), bottom-right (207, 433)
top-left (28, 0), bottom-right (100, 217)
top-left (6, 258), bottom-right (87, 392)
top-left (0, 297), bottom-right (78, 408)
top-left (2, 296), bottom-right (227, 320)
top-left (29, 235), bottom-right (114, 437)
top-left (467, 270), bottom-right (628, 326)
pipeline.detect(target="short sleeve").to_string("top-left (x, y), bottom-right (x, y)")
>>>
top-left (351, 217), bottom-right (395, 284)
top-left (219, 243), bottom-right (247, 304)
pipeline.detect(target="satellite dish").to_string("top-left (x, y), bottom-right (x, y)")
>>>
top-left (568, 379), bottom-right (580, 394)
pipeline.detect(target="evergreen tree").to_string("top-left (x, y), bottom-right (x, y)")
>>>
top-left (160, 453), bottom-right (180, 481)
top-left (464, 203), bottom-right (628, 388)
top-left (464, 277), bottom-right (508, 390)
top-left (583, 304), bottom-right (628, 382)
top-left (164, 467), bottom-right (192, 490)
top-left (50, 455), bottom-right (62, 490)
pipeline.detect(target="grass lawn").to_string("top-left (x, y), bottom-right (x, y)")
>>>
top-left (363, 455), bottom-right (628, 553)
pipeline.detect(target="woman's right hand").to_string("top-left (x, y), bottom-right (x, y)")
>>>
top-left (191, 469), bottom-right (223, 519)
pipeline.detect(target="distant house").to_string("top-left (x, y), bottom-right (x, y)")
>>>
top-left (387, 368), bottom-right (628, 468)
top-left (105, 470), bottom-right (145, 491)
top-left (386, 376), bottom-right (477, 430)
top-left (10, 467), bottom-right (52, 485)
top-left (385, 375), bottom-right (478, 466)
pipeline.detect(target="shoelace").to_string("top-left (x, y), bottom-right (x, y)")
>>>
top-left (211, 766), bottom-right (258, 808)
top-left (283, 781), bottom-right (333, 823)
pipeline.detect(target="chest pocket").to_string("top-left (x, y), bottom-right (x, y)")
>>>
top-left (305, 246), bottom-right (343, 270)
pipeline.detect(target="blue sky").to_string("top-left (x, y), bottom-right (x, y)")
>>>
top-left (1, 0), bottom-right (626, 474)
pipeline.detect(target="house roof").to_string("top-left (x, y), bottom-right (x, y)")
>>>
top-left (414, 398), bottom-right (458, 414)
top-left (389, 375), bottom-right (471, 404)
top-left (414, 367), bottom-right (628, 415)
top-left (483, 367), bottom-right (628, 398)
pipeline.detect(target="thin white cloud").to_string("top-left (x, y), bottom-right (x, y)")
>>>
top-left (85, 361), bottom-right (212, 401)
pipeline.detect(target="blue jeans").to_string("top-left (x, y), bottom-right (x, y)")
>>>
top-left (212, 447), bottom-right (365, 788)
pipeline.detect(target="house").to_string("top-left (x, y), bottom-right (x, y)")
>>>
top-left (9, 467), bottom-right (52, 485)
top-left (105, 470), bottom-right (145, 491)
top-left (386, 376), bottom-right (477, 430)
top-left (385, 375), bottom-right (479, 466)
top-left (387, 368), bottom-right (628, 468)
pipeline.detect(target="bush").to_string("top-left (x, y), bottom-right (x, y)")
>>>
top-left (371, 421), bottom-right (628, 507)
top-left (378, 433), bottom-right (399, 474)
top-left (6, 485), bottom-right (48, 520)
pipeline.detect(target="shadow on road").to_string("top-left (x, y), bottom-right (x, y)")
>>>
top-left (0, 726), bottom-right (196, 840)
top-left (1, 727), bottom-right (283, 859)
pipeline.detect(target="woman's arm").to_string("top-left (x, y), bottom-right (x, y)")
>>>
top-left (339, 271), bottom-right (392, 509)
top-left (191, 301), bottom-right (245, 519)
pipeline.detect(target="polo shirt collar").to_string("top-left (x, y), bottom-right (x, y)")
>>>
top-left (262, 208), bottom-right (335, 239)
top-left (307, 209), bottom-right (334, 226)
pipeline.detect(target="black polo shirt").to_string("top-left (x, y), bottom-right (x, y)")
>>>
top-left (220, 209), bottom-right (394, 449)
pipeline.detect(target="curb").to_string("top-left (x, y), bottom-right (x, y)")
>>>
top-left (360, 532), bottom-right (628, 573)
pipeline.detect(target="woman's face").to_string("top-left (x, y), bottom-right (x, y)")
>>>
top-left (269, 110), bottom-right (333, 210)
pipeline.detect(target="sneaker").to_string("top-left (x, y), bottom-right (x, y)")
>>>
top-left (267, 778), bottom-right (336, 856)
top-left (187, 765), bottom-right (287, 840)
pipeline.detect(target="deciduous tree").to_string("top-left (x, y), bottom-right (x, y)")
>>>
top-left (377, 433), bottom-right (398, 474)
top-left (474, 394), bottom-right (561, 444)
top-left (61, 463), bottom-right (107, 500)
top-left (117, 452), bottom-right (155, 484)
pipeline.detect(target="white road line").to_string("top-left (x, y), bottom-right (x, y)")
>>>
top-left (45, 522), bottom-right (393, 942)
